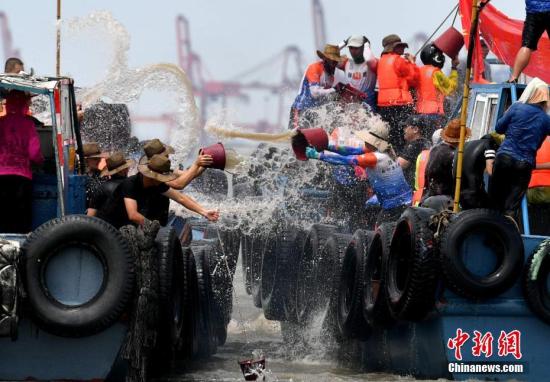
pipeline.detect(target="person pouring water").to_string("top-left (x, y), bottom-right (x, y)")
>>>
top-left (305, 122), bottom-right (412, 227)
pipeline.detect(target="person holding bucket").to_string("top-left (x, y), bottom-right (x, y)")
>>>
top-left (96, 154), bottom-right (219, 228)
top-left (139, 138), bottom-right (213, 190)
top-left (305, 122), bottom-right (412, 227)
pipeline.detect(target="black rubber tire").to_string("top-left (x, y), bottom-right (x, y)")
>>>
top-left (440, 209), bottom-right (524, 299)
top-left (205, 242), bottom-right (232, 346)
top-left (183, 250), bottom-right (201, 358)
top-left (337, 229), bottom-right (374, 340)
top-left (362, 223), bottom-right (396, 328)
top-left (192, 246), bottom-right (218, 357)
top-left (523, 239), bottom-right (550, 325)
top-left (386, 207), bottom-right (438, 321)
top-left (321, 233), bottom-right (353, 342)
top-left (296, 224), bottom-right (338, 323)
top-left (261, 226), bottom-right (300, 321)
top-left (155, 227), bottom-right (185, 362)
top-left (250, 234), bottom-right (266, 309)
top-left (22, 215), bottom-right (134, 337)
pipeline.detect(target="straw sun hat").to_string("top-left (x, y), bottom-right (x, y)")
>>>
top-left (354, 123), bottom-right (390, 152)
top-left (100, 151), bottom-right (135, 177)
top-left (137, 154), bottom-right (177, 183)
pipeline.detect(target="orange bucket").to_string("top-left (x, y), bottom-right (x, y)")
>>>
top-left (291, 128), bottom-right (329, 161)
top-left (200, 142), bottom-right (226, 170)
top-left (433, 27), bottom-right (464, 58)
top-left (238, 358), bottom-right (266, 381)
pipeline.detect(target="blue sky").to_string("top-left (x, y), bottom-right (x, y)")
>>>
top-left (1, 1), bottom-right (526, 138)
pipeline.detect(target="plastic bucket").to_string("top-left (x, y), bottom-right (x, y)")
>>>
top-left (433, 27), bottom-right (464, 58)
top-left (291, 128), bottom-right (329, 161)
top-left (238, 358), bottom-right (266, 381)
top-left (200, 142), bottom-right (226, 170)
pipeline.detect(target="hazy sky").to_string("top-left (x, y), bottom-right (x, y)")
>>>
top-left (1, 1), bottom-right (526, 136)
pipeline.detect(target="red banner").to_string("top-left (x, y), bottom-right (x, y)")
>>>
top-left (460, 0), bottom-right (550, 83)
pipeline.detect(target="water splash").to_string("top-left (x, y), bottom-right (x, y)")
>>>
top-left (64, 11), bottom-right (200, 162)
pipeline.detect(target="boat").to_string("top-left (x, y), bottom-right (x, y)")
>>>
top-left (236, 2), bottom-right (550, 381)
top-left (0, 74), bottom-right (236, 380)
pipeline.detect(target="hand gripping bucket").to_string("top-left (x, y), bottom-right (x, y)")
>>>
top-left (291, 128), bottom-right (329, 161)
top-left (433, 26), bottom-right (464, 58)
top-left (200, 142), bottom-right (226, 170)
top-left (238, 358), bottom-right (266, 381)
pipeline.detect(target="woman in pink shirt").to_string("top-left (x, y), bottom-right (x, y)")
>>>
top-left (0, 90), bottom-right (43, 233)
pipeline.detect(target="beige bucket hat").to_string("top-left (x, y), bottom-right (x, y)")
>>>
top-left (354, 123), bottom-right (390, 152)
top-left (137, 154), bottom-right (177, 183)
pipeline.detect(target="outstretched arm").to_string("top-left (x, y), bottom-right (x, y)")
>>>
top-left (307, 147), bottom-right (377, 168)
top-left (327, 143), bottom-right (366, 155)
top-left (163, 188), bottom-right (219, 222)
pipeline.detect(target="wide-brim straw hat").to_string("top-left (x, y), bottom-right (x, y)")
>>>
top-left (137, 154), bottom-right (177, 182)
top-left (317, 44), bottom-right (346, 63)
top-left (82, 142), bottom-right (109, 159)
top-left (354, 126), bottom-right (390, 153)
top-left (441, 119), bottom-right (471, 144)
top-left (382, 34), bottom-right (409, 54)
top-left (100, 152), bottom-right (135, 177)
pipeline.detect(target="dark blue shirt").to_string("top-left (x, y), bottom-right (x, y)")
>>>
top-left (526, 0), bottom-right (550, 13)
top-left (495, 102), bottom-right (550, 165)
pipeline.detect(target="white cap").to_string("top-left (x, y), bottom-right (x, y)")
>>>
top-left (347, 35), bottom-right (365, 48)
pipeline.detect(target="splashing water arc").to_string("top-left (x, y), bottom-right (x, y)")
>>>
top-left (206, 123), bottom-right (297, 144)
top-left (64, 11), bottom-right (201, 162)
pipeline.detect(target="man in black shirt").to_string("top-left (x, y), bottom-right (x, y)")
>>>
top-left (453, 133), bottom-right (502, 209)
top-left (87, 151), bottom-right (134, 216)
top-left (83, 142), bottom-right (108, 207)
top-left (97, 154), bottom-right (219, 228)
top-left (423, 119), bottom-right (471, 200)
top-left (397, 116), bottom-right (431, 187)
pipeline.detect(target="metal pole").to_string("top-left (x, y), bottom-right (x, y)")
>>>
top-left (453, 0), bottom-right (486, 212)
top-left (56, 0), bottom-right (61, 76)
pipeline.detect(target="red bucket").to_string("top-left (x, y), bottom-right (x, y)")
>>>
top-left (434, 27), bottom-right (464, 58)
top-left (291, 128), bottom-right (329, 161)
top-left (238, 358), bottom-right (266, 381)
top-left (200, 142), bottom-right (226, 170)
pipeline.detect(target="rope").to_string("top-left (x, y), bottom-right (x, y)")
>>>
top-left (414, 3), bottom-right (460, 57)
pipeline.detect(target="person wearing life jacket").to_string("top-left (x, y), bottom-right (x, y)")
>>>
top-left (288, 44), bottom-right (345, 130)
top-left (335, 35), bottom-right (378, 110)
top-left (417, 44), bottom-right (459, 137)
top-left (527, 136), bottom-right (550, 204)
top-left (452, 133), bottom-right (503, 210)
top-left (489, 78), bottom-right (550, 218)
top-left (411, 128), bottom-right (443, 205)
top-left (306, 122), bottom-right (412, 227)
top-left (377, 34), bottom-right (419, 152)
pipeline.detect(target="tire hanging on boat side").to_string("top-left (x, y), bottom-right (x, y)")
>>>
top-left (23, 215), bottom-right (134, 337)
top-left (295, 224), bottom-right (338, 323)
top-left (337, 229), bottom-right (374, 340)
top-left (192, 245), bottom-right (218, 357)
top-left (154, 226), bottom-right (185, 363)
top-left (523, 239), bottom-right (550, 325)
top-left (362, 223), bottom-right (396, 328)
top-left (321, 233), bottom-right (353, 342)
top-left (386, 207), bottom-right (438, 321)
top-left (439, 209), bottom-right (524, 299)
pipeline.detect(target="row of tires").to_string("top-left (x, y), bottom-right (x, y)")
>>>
top-left (16, 215), bottom-right (238, 370)
top-left (241, 207), bottom-right (550, 343)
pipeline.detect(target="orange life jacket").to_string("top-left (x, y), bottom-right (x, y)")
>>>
top-left (377, 53), bottom-right (414, 107)
top-left (529, 137), bottom-right (550, 188)
top-left (412, 149), bottom-right (430, 205)
top-left (416, 65), bottom-right (445, 115)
